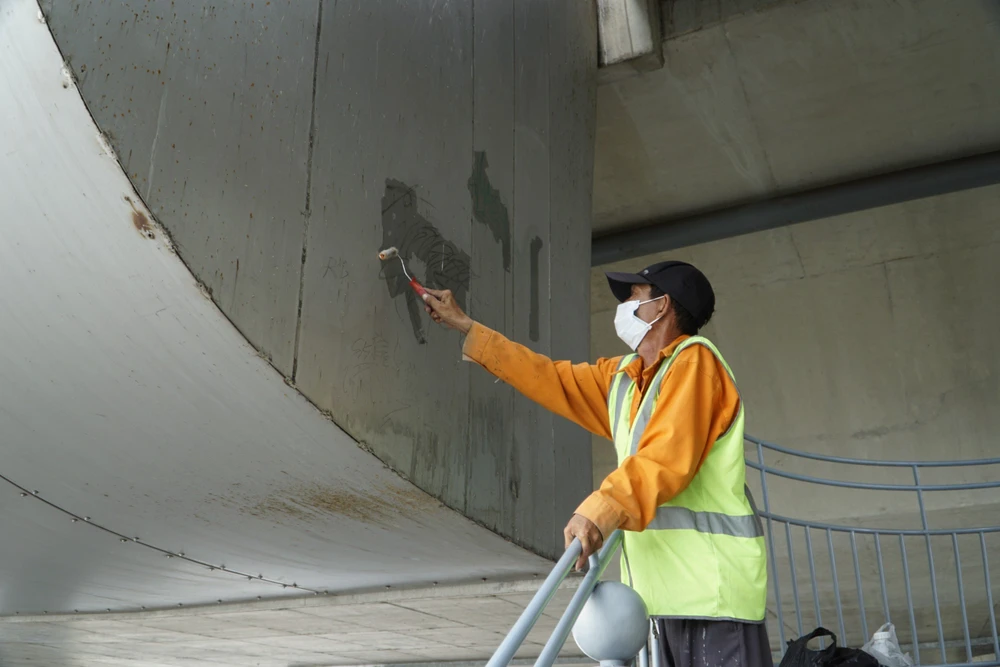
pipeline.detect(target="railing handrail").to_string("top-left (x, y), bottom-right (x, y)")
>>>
top-left (486, 531), bottom-right (625, 667)
top-left (744, 461), bottom-right (1000, 492)
top-left (746, 435), bottom-right (1000, 468)
top-left (754, 512), bottom-right (1000, 536)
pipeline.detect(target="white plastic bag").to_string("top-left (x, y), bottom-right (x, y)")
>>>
top-left (861, 623), bottom-right (913, 667)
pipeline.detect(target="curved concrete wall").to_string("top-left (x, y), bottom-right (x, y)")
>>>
top-left (0, 0), bottom-right (596, 614)
top-left (0, 0), bottom-right (566, 615)
top-left (38, 0), bottom-right (597, 557)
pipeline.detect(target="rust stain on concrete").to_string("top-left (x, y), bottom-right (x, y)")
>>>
top-left (245, 482), bottom-right (437, 527)
top-left (124, 195), bottom-right (156, 239)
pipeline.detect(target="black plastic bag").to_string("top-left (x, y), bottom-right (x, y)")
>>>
top-left (779, 628), bottom-right (881, 667)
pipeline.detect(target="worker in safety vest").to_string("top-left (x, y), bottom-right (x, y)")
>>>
top-left (421, 260), bottom-right (771, 667)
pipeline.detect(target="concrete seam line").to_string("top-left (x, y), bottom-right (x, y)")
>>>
top-left (1, 576), bottom-right (585, 622)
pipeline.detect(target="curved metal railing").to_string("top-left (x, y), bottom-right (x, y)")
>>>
top-left (746, 435), bottom-right (1000, 667)
top-left (491, 437), bottom-right (998, 667)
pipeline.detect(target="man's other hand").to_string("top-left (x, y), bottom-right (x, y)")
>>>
top-left (422, 288), bottom-right (474, 334)
top-left (564, 513), bottom-right (603, 571)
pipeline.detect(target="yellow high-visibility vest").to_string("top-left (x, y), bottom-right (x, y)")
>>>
top-left (607, 336), bottom-right (767, 620)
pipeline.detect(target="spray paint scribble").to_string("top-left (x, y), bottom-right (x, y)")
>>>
top-left (380, 179), bottom-right (470, 344)
top-left (468, 151), bottom-right (511, 271)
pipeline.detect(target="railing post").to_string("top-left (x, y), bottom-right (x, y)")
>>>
top-left (850, 531), bottom-right (868, 641)
top-left (805, 526), bottom-right (823, 637)
top-left (637, 639), bottom-right (650, 667)
top-left (952, 533), bottom-right (973, 663)
top-left (874, 533), bottom-right (890, 625)
top-left (980, 533), bottom-right (999, 660)
top-left (757, 440), bottom-right (786, 649)
top-left (827, 528), bottom-right (847, 645)
top-left (899, 535), bottom-right (921, 665)
top-left (785, 522), bottom-right (803, 637)
top-left (913, 465), bottom-right (947, 663)
top-left (650, 620), bottom-right (664, 667)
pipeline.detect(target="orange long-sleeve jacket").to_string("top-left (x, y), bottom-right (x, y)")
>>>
top-left (462, 322), bottom-right (742, 540)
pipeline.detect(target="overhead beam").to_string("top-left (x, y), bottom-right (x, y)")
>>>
top-left (591, 150), bottom-right (1000, 266)
top-left (596, 0), bottom-right (663, 68)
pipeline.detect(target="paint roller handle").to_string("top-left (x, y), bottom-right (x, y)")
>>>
top-left (408, 278), bottom-right (428, 298)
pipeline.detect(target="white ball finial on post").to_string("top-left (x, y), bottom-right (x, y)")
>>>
top-left (572, 581), bottom-right (650, 667)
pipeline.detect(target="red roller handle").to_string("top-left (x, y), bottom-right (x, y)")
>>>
top-left (409, 277), bottom-right (428, 298)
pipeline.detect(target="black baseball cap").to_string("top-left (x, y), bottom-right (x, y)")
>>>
top-left (606, 260), bottom-right (716, 328)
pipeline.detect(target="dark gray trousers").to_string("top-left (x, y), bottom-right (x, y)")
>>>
top-left (653, 618), bottom-right (774, 667)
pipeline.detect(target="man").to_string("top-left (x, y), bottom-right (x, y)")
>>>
top-left (421, 260), bottom-right (770, 667)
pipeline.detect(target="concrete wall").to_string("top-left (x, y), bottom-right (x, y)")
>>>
top-left (591, 184), bottom-right (1000, 523)
top-left (41, 0), bottom-right (598, 558)
top-left (0, 0), bottom-right (559, 617)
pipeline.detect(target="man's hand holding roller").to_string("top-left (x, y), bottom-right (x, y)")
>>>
top-left (422, 288), bottom-right (474, 334)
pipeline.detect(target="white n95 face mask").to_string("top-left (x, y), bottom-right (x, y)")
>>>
top-left (614, 295), bottom-right (665, 351)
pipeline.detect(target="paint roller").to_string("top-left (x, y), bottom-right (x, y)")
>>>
top-left (377, 246), bottom-right (428, 299)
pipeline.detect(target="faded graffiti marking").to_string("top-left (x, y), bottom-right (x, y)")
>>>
top-left (351, 334), bottom-right (390, 365)
top-left (323, 256), bottom-right (349, 280)
top-left (468, 151), bottom-right (511, 271)
top-left (380, 178), bottom-right (470, 344)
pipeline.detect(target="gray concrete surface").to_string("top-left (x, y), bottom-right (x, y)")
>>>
top-left (0, 580), bottom-right (590, 667)
top-left (6, 0), bottom-right (1000, 662)
top-left (593, 0), bottom-right (1000, 232)
top-left (1, 0), bottom-right (566, 619)
top-left (0, 0), bottom-right (602, 661)
top-left (39, 0), bottom-right (598, 562)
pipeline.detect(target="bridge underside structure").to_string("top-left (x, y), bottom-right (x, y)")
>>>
top-left (3, 0), bottom-right (1000, 665)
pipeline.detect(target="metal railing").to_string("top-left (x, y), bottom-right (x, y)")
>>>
top-left (746, 435), bottom-right (1000, 667)
top-left (491, 437), bottom-right (998, 667)
top-left (487, 531), bottom-right (625, 667)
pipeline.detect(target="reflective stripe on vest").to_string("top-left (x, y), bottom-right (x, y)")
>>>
top-left (605, 337), bottom-right (768, 620)
top-left (609, 355), bottom-right (633, 440)
top-left (649, 500), bottom-right (763, 538)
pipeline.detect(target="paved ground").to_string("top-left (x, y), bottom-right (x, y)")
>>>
top-left (0, 578), bottom-right (591, 667)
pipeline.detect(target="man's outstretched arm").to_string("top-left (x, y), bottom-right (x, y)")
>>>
top-left (422, 287), bottom-right (618, 440)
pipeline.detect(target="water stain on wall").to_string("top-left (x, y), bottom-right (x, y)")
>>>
top-left (468, 151), bottom-right (511, 272)
top-left (380, 178), bottom-right (470, 344)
